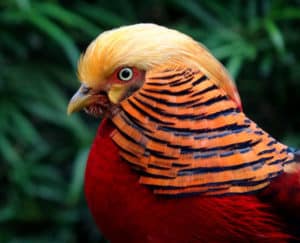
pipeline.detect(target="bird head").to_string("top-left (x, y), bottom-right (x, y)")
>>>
top-left (67, 23), bottom-right (241, 117)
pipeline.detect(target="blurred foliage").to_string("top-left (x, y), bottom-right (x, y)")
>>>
top-left (1, 0), bottom-right (300, 242)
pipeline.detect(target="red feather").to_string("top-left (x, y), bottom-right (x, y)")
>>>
top-left (84, 119), bottom-right (292, 243)
top-left (262, 167), bottom-right (300, 217)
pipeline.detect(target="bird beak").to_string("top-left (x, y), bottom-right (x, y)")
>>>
top-left (67, 85), bottom-right (99, 115)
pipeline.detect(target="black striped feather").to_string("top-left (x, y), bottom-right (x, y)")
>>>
top-left (111, 65), bottom-right (294, 196)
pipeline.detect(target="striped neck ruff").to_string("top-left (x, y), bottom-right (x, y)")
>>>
top-left (110, 64), bottom-right (293, 196)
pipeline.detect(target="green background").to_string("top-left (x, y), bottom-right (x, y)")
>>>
top-left (1, 0), bottom-right (300, 242)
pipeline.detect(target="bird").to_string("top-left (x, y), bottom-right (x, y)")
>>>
top-left (67, 23), bottom-right (300, 242)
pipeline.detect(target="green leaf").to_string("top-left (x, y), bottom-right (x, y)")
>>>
top-left (30, 164), bottom-right (63, 184)
top-left (29, 183), bottom-right (66, 202)
top-left (35, 2), bottom-right (101, 37)
top-left (25, 10), bottom-right (79, 68)
top-left (21, 101), bottom-right (91, 142)
top-left (8, 107), bottom-right (45, 146)
top-left (0, 204), bottom-right (15, 222)
top-left (15, 0), bottom-right (31, 10)
top-left (169, 0), bottom-right (222, 28)
top-left (76, 3), bottom-right (129, 27)
top-left (169, 0), bottom-right (241, 42)
top-left (264, 19), bottom-right (285, 54)
top-left (226, 56), bottom-right (243, 79)
top-left (271, 7), bottom-right (300, 20)
top-left (282, 133), bottom-right (300, 147)
top-left (0, 31), bottom-right (27, 58)
top-left (0, 135), bottom-right (21, 167)
top-left (66, 148), bottom-right (89, 205)
top-left (0, 9), bottom-right (26, 24)
top-left (35, 78), bottom-right (69, 111)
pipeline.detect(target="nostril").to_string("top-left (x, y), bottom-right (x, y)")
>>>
top-left (81, 85), bottom-right (91, 94)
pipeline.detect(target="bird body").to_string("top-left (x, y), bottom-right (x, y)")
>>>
top-left (85, 118), bottom-right (293, 243)
top-left (68, 24), bottom-right (300, 242)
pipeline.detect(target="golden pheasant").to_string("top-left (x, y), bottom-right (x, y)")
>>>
top-left (68, 24), bottom-right (300, 242)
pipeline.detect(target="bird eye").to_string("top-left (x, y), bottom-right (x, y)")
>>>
top-left (118, 67), bottom-right (133, 81)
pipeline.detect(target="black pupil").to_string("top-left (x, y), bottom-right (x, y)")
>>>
top-left (120, 69), bottom-right (131, 79)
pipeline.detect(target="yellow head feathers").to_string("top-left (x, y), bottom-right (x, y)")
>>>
top-left (77, 23), bottom-right (241, 107)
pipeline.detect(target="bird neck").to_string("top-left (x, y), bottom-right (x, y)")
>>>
top-left (85, 118), bottom-right (140, 185)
